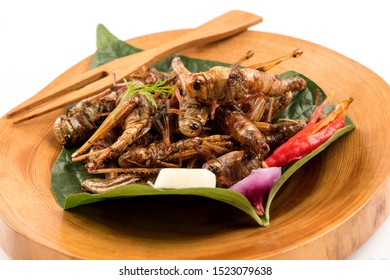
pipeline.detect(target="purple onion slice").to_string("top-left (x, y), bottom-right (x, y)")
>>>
top-left (229, 167), bottom-right (282, 215)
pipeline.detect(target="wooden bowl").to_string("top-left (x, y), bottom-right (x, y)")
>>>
top-left (0, 30), bottom-right (389, 259)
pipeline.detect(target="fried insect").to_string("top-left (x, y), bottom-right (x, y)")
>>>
top-left (247, 48), bottom-right (303, 72)
top-left (118, 135), bottom-right (233, 168)
top-left (203, 150), bottom-right (263, 187)
top-left (172, 56), bottom-right (306, 109)
top-left (244, 91), bottom-right (293, 123)
top-left (80, 168), bottom-right (161, 194)
top-left (174, 87), bottom-right (211, 137)
top-left (256, 119), bottom-right (307, 151)
top-left (214, 106), bottom-right (270, 158)
top-left (80, 173), bottom-right (141, 194)
top-left (73, 93), bottom-right (155, 171)
top-left (170, 50), bottom-right (305, 137)
top-left (53, 89), bottom-right (120, 147)
top-left (202, 116), bottom-right (304, 187)
top-left (152, 93), bottom-right (176, 146)
top-left (53, 66), bottom-right (174, 148)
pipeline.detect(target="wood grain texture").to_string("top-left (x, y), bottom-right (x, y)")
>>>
top-left (0, 30), bottom-right (389, 260)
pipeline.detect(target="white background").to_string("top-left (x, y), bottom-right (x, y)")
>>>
top-left (0, 0), bottom-right (389, 260)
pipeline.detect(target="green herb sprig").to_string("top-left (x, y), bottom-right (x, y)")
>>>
top-left (122, 79), bottom-right (175, 108)
top-left (110, 79), bottom-right (175, 121)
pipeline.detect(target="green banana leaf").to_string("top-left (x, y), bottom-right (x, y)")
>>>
top-left (50, 24), bottom-right (355, 226)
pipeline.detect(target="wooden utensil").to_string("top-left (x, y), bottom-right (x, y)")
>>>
top-left (7, 10), bottom-right (262, 123)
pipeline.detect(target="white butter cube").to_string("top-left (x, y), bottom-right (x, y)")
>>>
top-left (153, 168), bottom-right (216, 189)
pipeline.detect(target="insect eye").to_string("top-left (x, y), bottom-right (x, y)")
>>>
top-left (193, 79), bottom-right (201, 90)
top-left (208, 164), bottom-right (221, 176)
top-left (189, 123), bottom-right (200, 131)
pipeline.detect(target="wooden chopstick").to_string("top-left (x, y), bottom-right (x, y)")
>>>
top-left (7, 67), bottom-right (108, 119)
top-left (7, 10), bottom-right (263, 124)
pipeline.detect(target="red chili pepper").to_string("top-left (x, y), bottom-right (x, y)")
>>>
top-left (264, 92), bottom-right (353, 167)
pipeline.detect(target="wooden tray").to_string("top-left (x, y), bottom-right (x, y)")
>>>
top-left (0, 30), bottom-right (389, 259)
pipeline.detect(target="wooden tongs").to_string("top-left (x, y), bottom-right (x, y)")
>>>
top-left (8, 10), bottom-right (262, 124)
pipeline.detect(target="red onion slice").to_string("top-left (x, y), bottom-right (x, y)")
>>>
top-left (229, 167), bottom-right (281, 215)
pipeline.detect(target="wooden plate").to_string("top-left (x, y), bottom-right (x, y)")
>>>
top-left (0, 30), bottom-right (389, 259)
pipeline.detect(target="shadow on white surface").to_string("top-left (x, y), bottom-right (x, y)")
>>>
top-left (0, 249), bottom-right (9, 260)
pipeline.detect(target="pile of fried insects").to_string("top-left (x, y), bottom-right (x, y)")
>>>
top-left (53, 49), bottom-right (352, 202)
